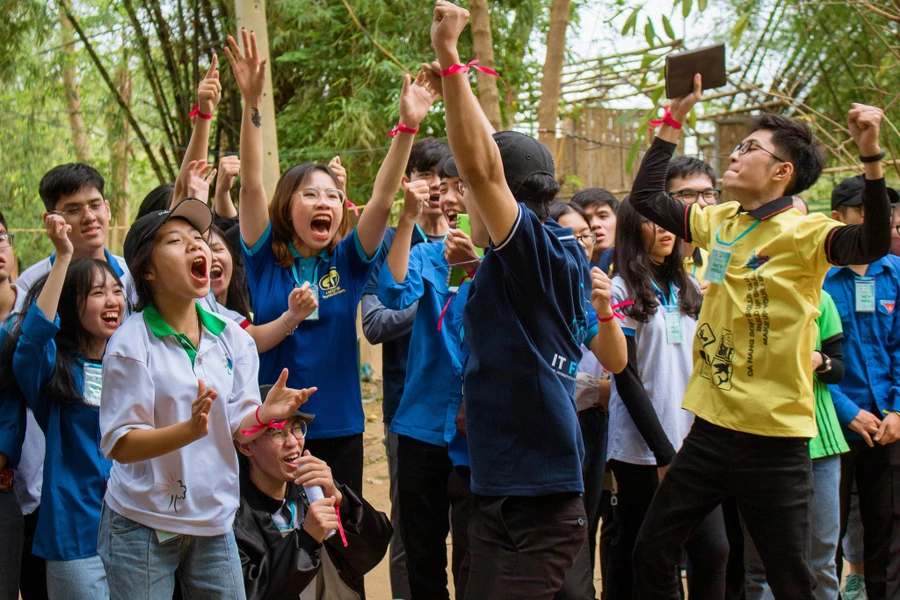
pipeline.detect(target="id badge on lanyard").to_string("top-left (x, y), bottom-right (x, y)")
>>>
top-left (704, 219), bottom-right (762, 285)
top-left (855, 277), bottom-right (876, 312)
top-left (664, 307), bottom-right (683, 344)
top-left (292, 259), bottom-right (320, 321)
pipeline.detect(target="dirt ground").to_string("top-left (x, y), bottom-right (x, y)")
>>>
top-left (357, 382), bottom-right (605, 599)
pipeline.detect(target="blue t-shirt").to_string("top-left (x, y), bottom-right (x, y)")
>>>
top-left (463, 205), bottom-right (597, 496)
top-left (242, 224), bottom-right (377, 439)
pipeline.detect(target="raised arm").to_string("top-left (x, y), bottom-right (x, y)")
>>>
top-left (431, 2), bottom-right (518, 245)
top-left (588, 267), bottom-right (627, 373)
top-left (36, 215), bottom-right (72, 319)
top-left (827, 105), bottom-right (891, 265)
top-left (356, 73), bottom-right (436, 257)
top-left (213, 155), bottom-right (240, 219)
top-left (225, 29), bottom-right (269, 248)
top-left (386, 180), bottom-right (429, 283)
top-left (172, 56), bottom-right (221, 207)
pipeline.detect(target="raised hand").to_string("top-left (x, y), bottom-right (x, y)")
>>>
top-left (44, 214), bottom-right (73, 257)
top-left (197, 54), bottom-right (222, 115)
top-left (591, 266), bottom-right (614, 320)
top-left (184, 160), bottom-right (217, 204)
top-left (188, 379), bottom-right (217, 441)
top-left (329, 156), bottom-right (348, 195)
top-left (224, 29), bottom-right (267, 103)
top-left (289, 450), bottom-right (342, 506)
top-left (401, 179), bottom-right (429, 222)
top-left (398, 71), bottom-right (437, 129)
top-left (668, 73), bottom-right (702, 124)
top-left (848, 103), bottom-right (884, 157)
top-left (420, 61), bottom-right (444, 97)
top-left (286, 283), bottom-right (319, 324)
top-left (444, 228), bottom-right (479, 267)
top-left (303, 496), bottom-right (339, 543)
top-left (216, 155), bottom-right (241, 192)
top-left (259, 368), bottom-right (317, 423)
top-left (431, 1), bottom-right (470, 56)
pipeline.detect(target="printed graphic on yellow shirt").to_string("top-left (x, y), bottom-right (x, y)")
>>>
top-left (697, 324), bottom-right (734, 391)
top-left (318, 266), bottom-right (346, 300)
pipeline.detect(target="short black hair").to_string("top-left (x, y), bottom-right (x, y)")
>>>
top-left (39, 164), bottom-right (105, 213)
top-left (0, 210), bottom-right (6, 231)
top-left (665, 156), bottom-right (717, 191)
top-left (748, 113), bottom-right (824, 195)
top-left (571, 188), bottom-right (619, 213)
top-left (406, 137), bottom-right (451, 178)
top-left (549, 200), bottom-right (590, 225)
top-left (437, 156), bottom-right (456, 180)
top-left (136, 183), bottom-right (175, 220)
top-left (520, 173), bottom-right (560, 221)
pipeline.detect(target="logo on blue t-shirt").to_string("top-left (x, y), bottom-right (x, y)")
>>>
top-left (551, 353), bottom-right (580, 381)
top-left (318, 266), bottom-right (346, 299)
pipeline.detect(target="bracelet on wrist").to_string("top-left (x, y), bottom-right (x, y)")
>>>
top-left (860, 150), bottom-right (886, 164)
top-left (281, 313), bottom-right (297, 337)
top-left (188, 104), bottom-right (214, 120)
top-left (649, 106), bottom-right (683, 131)
top-left (388, 123), bottom-right (419, 138)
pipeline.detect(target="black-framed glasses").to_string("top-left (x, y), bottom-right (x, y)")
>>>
top-left (456, 179), bottom-right (466, 197)
top-left (732, 141), bottom-right (787, 163)
top-left (53, 198), bottom-right (106, 220)
top-left (895, 224), bottom-right (900, 237)
top-left (671, 189), bottom-right (720, 203)
top-left (267, 420), bottom-right (308, 445)
top-left (0, 232), bottom-right (13, 249)
top-left (575, 232), bottom-right (597, 246)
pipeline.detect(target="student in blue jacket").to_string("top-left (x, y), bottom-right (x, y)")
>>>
top-left (0, 213), bottom-right (127, 599)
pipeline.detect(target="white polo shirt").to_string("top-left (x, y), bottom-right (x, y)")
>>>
top-left (199, 290), bottom-right (250, 328)
top-left (608, 275), bottom-right (698, 466)
top-left (100, 304), bottom-right (261, 536)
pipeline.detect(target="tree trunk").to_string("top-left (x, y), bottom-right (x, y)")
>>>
top-left (109, 49), bottom-right (132, 251)
top-left (469, 0), bottom-right (503, 131)
top-left (537, 0), bottom-right (571, 149)
top-left (59, 2), bottom-right (90, 162)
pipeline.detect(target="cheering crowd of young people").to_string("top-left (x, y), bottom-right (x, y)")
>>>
top-left (0, 3), bottom-right (898, 599)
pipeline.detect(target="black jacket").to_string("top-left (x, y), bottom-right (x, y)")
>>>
top-left (234, 469), bottom-right (392, 600)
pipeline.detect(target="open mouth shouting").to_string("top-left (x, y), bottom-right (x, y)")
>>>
top-left (100, 309), bottom-right (120, 328)
top-left (428, 194), bottom-right (441, 209)
top-left (190, 255), bottom-right (209, 285)
top-left (310, 214), bottom-right (333, 241)
top-left (210, 264), bottom-right (224, 282)
top-left (446, 211), bottom-right (459, 229)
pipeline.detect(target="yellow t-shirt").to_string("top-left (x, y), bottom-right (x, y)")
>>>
top-left (684, 246), bottom-right (708, 281)
top-left (686, 197), bottom-right (842, 437)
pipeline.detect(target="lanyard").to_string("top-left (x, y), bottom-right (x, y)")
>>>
top-left (714, 219), bottom-right (762, 247)
top-left (650, 279), bottom-right (678, 308)
top-left (415, 222), bottom-right (448, 244)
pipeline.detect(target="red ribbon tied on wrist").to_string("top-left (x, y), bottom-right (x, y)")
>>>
top-left (598, 300), bottom-right (635, 323)
top-left (649, 106), bottom-right (682, 131)
top-left (240, 405), bottom-right (287, 436)
top-left (388, 123), bottom-right (419, 138)
top-left (188, 104), bottom-right (214, 120)
top-left (440, 59), bottom-right (512, 107)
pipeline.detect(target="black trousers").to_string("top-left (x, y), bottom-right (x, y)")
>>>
top-left (448, 466), bottom-right (473, 600)
top-left (606, 460), bottom-right (728, 600)
top-left (463, 492), bottom-right (587, 600)
top-left (633, 418), bottom-right (815, 600)
top-left (304, 433), bottom-right (364, 495)
top-left (836, 440), bottom-right (894, 600)
top-left (887, 442), bottom-right (900, 600)
top-left (19, 508), bottom-right (48, 600)
top-left (397, 435), bottom-right (472, 600)
top-left (721, 498), bottom-right (746, 600)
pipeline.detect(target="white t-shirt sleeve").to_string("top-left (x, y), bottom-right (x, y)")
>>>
top-left (228, 330), bottom-right (263, 436)
top-left (100, 353), bottom-right (156, 458)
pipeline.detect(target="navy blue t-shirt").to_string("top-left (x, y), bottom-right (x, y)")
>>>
top-left (463, 205), bottom-right (597, 496)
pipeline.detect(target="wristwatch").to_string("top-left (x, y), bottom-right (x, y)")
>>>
top-left (815, 351), bottom-right (833, 374)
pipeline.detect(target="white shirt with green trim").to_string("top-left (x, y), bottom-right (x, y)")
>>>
top-left (99, 304), bottom-right (261, 536)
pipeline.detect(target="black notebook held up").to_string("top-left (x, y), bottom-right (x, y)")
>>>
top-left (665, 43), bottom-right (727, 99)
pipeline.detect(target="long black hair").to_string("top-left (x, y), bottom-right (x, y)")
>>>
top-left (208, 224), bottom-right (251, 318)
top-left (613, 199), bottom-right (702, 323)
top-left (0, 259), bottom-right (123, 407)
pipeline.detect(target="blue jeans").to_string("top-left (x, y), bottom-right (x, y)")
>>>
top-left (97, 503), bottom-right (245, 600)
top-left (46, 555), bottom-right (108, 600)
top-left (0, 486), bottom-right (23, 600)
top-left (743, 454), bottom-right (841, 600)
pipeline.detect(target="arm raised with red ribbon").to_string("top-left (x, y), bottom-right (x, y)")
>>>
top-left (589, 267), bottom-right (628, 373)
top-left (431, 1), bottom-right (519, 246)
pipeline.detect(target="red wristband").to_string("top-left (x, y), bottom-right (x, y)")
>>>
top-left (440, 59), bottom-right (512, 106)
top-left (598, 300), bottom-right (635, 322)
top-left (189, 104), bottom-right (214, 120)
top-left (649, 106), bottom-right (682, 131)
top-left (388, 123), bottom-right (419, 138)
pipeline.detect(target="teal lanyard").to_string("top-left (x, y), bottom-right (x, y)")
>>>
top-left (415, 223), bottom-right (448, 244)
top-left (290, 242), bottom-right (326, 288)
top-left (714, 219), bottom-right (762, 247)
top-left (650, 278), bottom-right (678, 308)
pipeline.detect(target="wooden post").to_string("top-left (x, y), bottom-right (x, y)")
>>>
top-left (468, 0), bottom-right (503, 131)
top-left (537, 0), bottom-right (571, 149)
top-left (234, 0), bottom-right (280, 199)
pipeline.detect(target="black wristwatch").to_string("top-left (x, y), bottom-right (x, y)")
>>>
top-left (860, 150), bottom-right (886, 163)
top-left (815, 351), bottom-right (833, 374)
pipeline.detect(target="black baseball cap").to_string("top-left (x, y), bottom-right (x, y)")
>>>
top-left (258, 384), bottom-right (315, 424)
top-left (444, 131), bottom-right (556, 201)
top-left (124, 198), bottom-right (213, 268)
top-left (831, 174), bottom-right (899, 210)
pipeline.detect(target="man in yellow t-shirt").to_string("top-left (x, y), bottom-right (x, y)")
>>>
top-left (628, 74), bottom-right (891, 600)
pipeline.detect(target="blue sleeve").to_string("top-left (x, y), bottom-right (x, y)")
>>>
top-left (0, 391), bottom-right (25, 469)
top-left (337, 229), bottom-right (379, 298)
top-left (377, 244), bottom-right (429, 311)
top-left (829, 383), bottom-right (861, 427)
top-left (13, 305), bottom-right (60, 427)
top-left (493, 205), bottom-right (567, 295)
top-left (888, 276), bottom-right (900, 413)
top-left (363, 228), bottom-right (396, 296)
top-left (598, 248), bottom-right (615, 275)
top-left (241, 222), bottom-right (277, 289)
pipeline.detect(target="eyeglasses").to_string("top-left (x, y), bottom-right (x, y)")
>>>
top-left (575, 232), bottom-right (597, 245)
top-left (0, 232), bottom-right (13, 248)
top-left (732, 141), bottom-right (787, 163)
top-left (894, 224), bottom-right (900, 237)
top-left (53, 199), bottom-right (106, 220)
top-left (456, 179), bottom-right (466, 197)
top-left (295, 187), bottom-right (346, 206)
top-left (671, 189), bottom-right (720, 203)
top-left (267, 420), bottom-right (308, 445)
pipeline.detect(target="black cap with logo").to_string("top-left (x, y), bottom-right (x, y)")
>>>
top-left (831, 174), bottom-right (899, 210)
top-left (124, 198), bottom-right (213, 269)
top-left (443, 131), bottom-right (556, 202)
